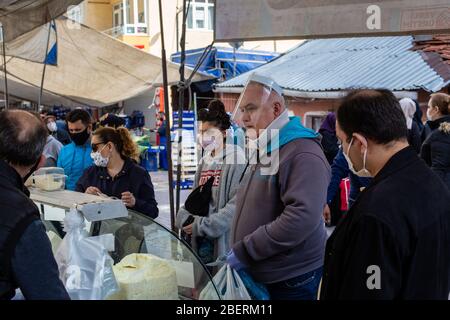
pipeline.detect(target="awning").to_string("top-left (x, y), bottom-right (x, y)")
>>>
top-left (215, 0), bottom-right (450, 42)
top-left (0, 17), bottom-right (211, 108)
top-left (0, 0), bottom-right (83, 42)
top-left (171, 46), bottom-right (278, 80)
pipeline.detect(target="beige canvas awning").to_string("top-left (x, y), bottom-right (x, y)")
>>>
top-left (0, 0), bottom-right (83, 41)
top-left (0, 17), bottom-right (211, 107)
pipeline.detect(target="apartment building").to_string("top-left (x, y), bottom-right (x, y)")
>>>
top-left (68, 0), bottom-right (300, 56)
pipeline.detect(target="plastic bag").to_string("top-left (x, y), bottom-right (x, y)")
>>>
top-left (200, 265), bottom-right (251, 300)
top-left (54, 209), bottom-right (118, 300)
top-left (237, 269), bottom-right (270, 300)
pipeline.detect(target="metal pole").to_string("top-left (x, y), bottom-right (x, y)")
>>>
top-left (176, 5), bottom-right (179, 53)
top-left (38, 21), bottom-right (53, 111)
top-left (176, 0), bottom-right (189, 212)
top-left (233, 47), bottom-right (237, 77)
top-left (1, 25), bottom-right (9, 109)
top-left (193, 91), bottom-right (200, 165)
top-left (158, 0), bottom-right (176, 232)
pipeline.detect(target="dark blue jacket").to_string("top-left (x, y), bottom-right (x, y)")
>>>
top-left (327, 148), bottom-right (372, 207)
top-left (0, 160), bottom-right (69, 300)
top-left (12, 220), bottom-right (70, 300)
top-left (76, 158), bottom-right (159, 218)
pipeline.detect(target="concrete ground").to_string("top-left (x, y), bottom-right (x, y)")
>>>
top-left (150, 170), bottom-right (189, 229)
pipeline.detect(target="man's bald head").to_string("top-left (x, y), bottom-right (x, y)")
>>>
top-left (238, 82), bottom-right (286, 136)
top-left (0, 110), bottom-right (48, 167)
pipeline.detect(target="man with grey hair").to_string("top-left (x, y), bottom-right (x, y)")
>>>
top-left (227, 74), bottom-right (331, 300)
top-left (0, 110), bottom-right (69, 300)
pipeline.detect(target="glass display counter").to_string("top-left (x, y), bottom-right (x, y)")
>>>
top-left (30, 189), bottom-right (220, 300)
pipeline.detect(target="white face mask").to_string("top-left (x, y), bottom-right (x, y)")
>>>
top-left (90, 145), bottom-right (110, 167)
top-left (47, 121), bottom-right (58, 133)
top-left (343, 137), bottom-right (372, 178)
top-left (200, 135), bottom-right (216, 149)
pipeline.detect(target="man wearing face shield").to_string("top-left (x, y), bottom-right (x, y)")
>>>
top-left (57, 109), bottom-right (94, 191)
top-left (227, 74), bottom-right (331, 300)
top-left (0, 110), bottom-right (70, 300)
top-left (320, 90), bottom-right (450, 300)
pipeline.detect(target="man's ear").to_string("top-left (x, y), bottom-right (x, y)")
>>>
top-left (273, 102), bottom-right (283, 118)
top-left (37, 154), bottom-right (46, 170)
top-left (353, 133), bottom-right (368, 154)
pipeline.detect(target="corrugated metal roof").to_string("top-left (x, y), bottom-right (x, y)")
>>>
top-left (215, 36), bottom-right (447, 94)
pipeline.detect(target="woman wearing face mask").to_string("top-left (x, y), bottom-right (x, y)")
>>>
top-left (41, 111), bottom-right (71, 145)
top-left (421, 93), bottom-right (450, 141)
top-left (75, 127), bottom-right (158, 218)
top-left (399, 98), bottom-right (422, 153)
top-left (175, 100), bottom-right (246, 266)
top-left (420, 93), bottom-right (450, 189)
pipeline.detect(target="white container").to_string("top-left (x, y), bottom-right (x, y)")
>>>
top-left (33, 167), bottom-right (66, 191)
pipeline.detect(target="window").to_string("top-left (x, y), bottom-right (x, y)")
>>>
top-left (112, 0), bottom-right (148, 35)
top-left (187, 0), bottom-right (214, 31)
top-left (67, 4), bottom-right (83, 23)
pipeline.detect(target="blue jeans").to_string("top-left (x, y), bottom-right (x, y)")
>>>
top-left (267, 267), bottom-right (323, 300)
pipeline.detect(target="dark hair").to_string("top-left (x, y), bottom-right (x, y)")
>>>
top-left (198, 100), bottom-right (231, 131)
top-left (337, 89), bottom-right (408, 144)
top-left (429, 93), bottom-right (450, 115)
top-left (0, 110), bottom-right (48, 166)
top-left (93, 127), bottom-right (139, 161)
top-left (66, 109), bottom-right (92, 127)
top-left (99, 113), bottom-right (126, 129)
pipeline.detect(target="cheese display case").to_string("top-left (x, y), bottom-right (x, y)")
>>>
top-left (30, 189), bottom-right (221, 300)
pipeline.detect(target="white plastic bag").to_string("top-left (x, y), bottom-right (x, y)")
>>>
top-left (200, 265), bottom-right (251, 300)
top-left (54, 209), bottom-right (118, 300)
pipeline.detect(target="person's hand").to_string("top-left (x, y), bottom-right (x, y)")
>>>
top-left (226, 250), bottom-right (246, 271)
top-left (182, 223), bottom-right (193, 235)
top-left (86, 186), bottom-right (102, 195)
top-left (323, 204), bottom-right (331, 225)
top-left (121, 191), bottom-right (136, 207)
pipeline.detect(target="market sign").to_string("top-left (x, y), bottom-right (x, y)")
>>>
top-left (214, 0), bottom-right (450, 42)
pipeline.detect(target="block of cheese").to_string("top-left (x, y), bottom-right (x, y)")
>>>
top-left (34, 174), bottom-right (65, 191)
top-left (46, 230), bottom-right (62, 253)
top-left (108, 253), bottom-right (179, 300)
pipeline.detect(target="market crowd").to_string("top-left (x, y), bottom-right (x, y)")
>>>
top-left (0, 74), bottom-right (449, 300)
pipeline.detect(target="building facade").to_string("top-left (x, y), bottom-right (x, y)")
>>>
top-left (69, 0), bottom-right (300, 56)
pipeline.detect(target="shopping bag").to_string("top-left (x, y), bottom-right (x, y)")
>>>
top-left (199, 265), bottom-right (251, 300)
top-left (236, 269), bottom-right (270, 300)
top-left (54, 209), bottom-right (118, 300)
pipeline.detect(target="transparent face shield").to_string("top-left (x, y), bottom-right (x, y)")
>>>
top-left (230, 74), bottom-right (284, 175)
top-left (231, 74), bottom-right (283, 141)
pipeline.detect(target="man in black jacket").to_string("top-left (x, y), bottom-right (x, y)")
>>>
top-left (0, 110), bottom-right (69, 300)
top-left (320, 89), bottom-right (450, 300)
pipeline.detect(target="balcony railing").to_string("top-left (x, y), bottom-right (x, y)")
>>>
top-left (102, 25), bottom-right (148, 38)
top-left (102, 26), bottom-right (124, 38)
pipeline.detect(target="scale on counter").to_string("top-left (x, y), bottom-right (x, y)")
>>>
top-left (30, 188), bottom-right (128, 222)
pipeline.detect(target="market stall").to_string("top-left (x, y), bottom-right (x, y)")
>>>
top-left (29, 188), bottom-right (220, 300)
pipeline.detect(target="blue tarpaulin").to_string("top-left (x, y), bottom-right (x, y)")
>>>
top-left (171, 46), bottom-right (278, 80)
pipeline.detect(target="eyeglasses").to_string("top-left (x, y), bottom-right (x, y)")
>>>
top-left (91, 142), bottom-right (105, 152)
